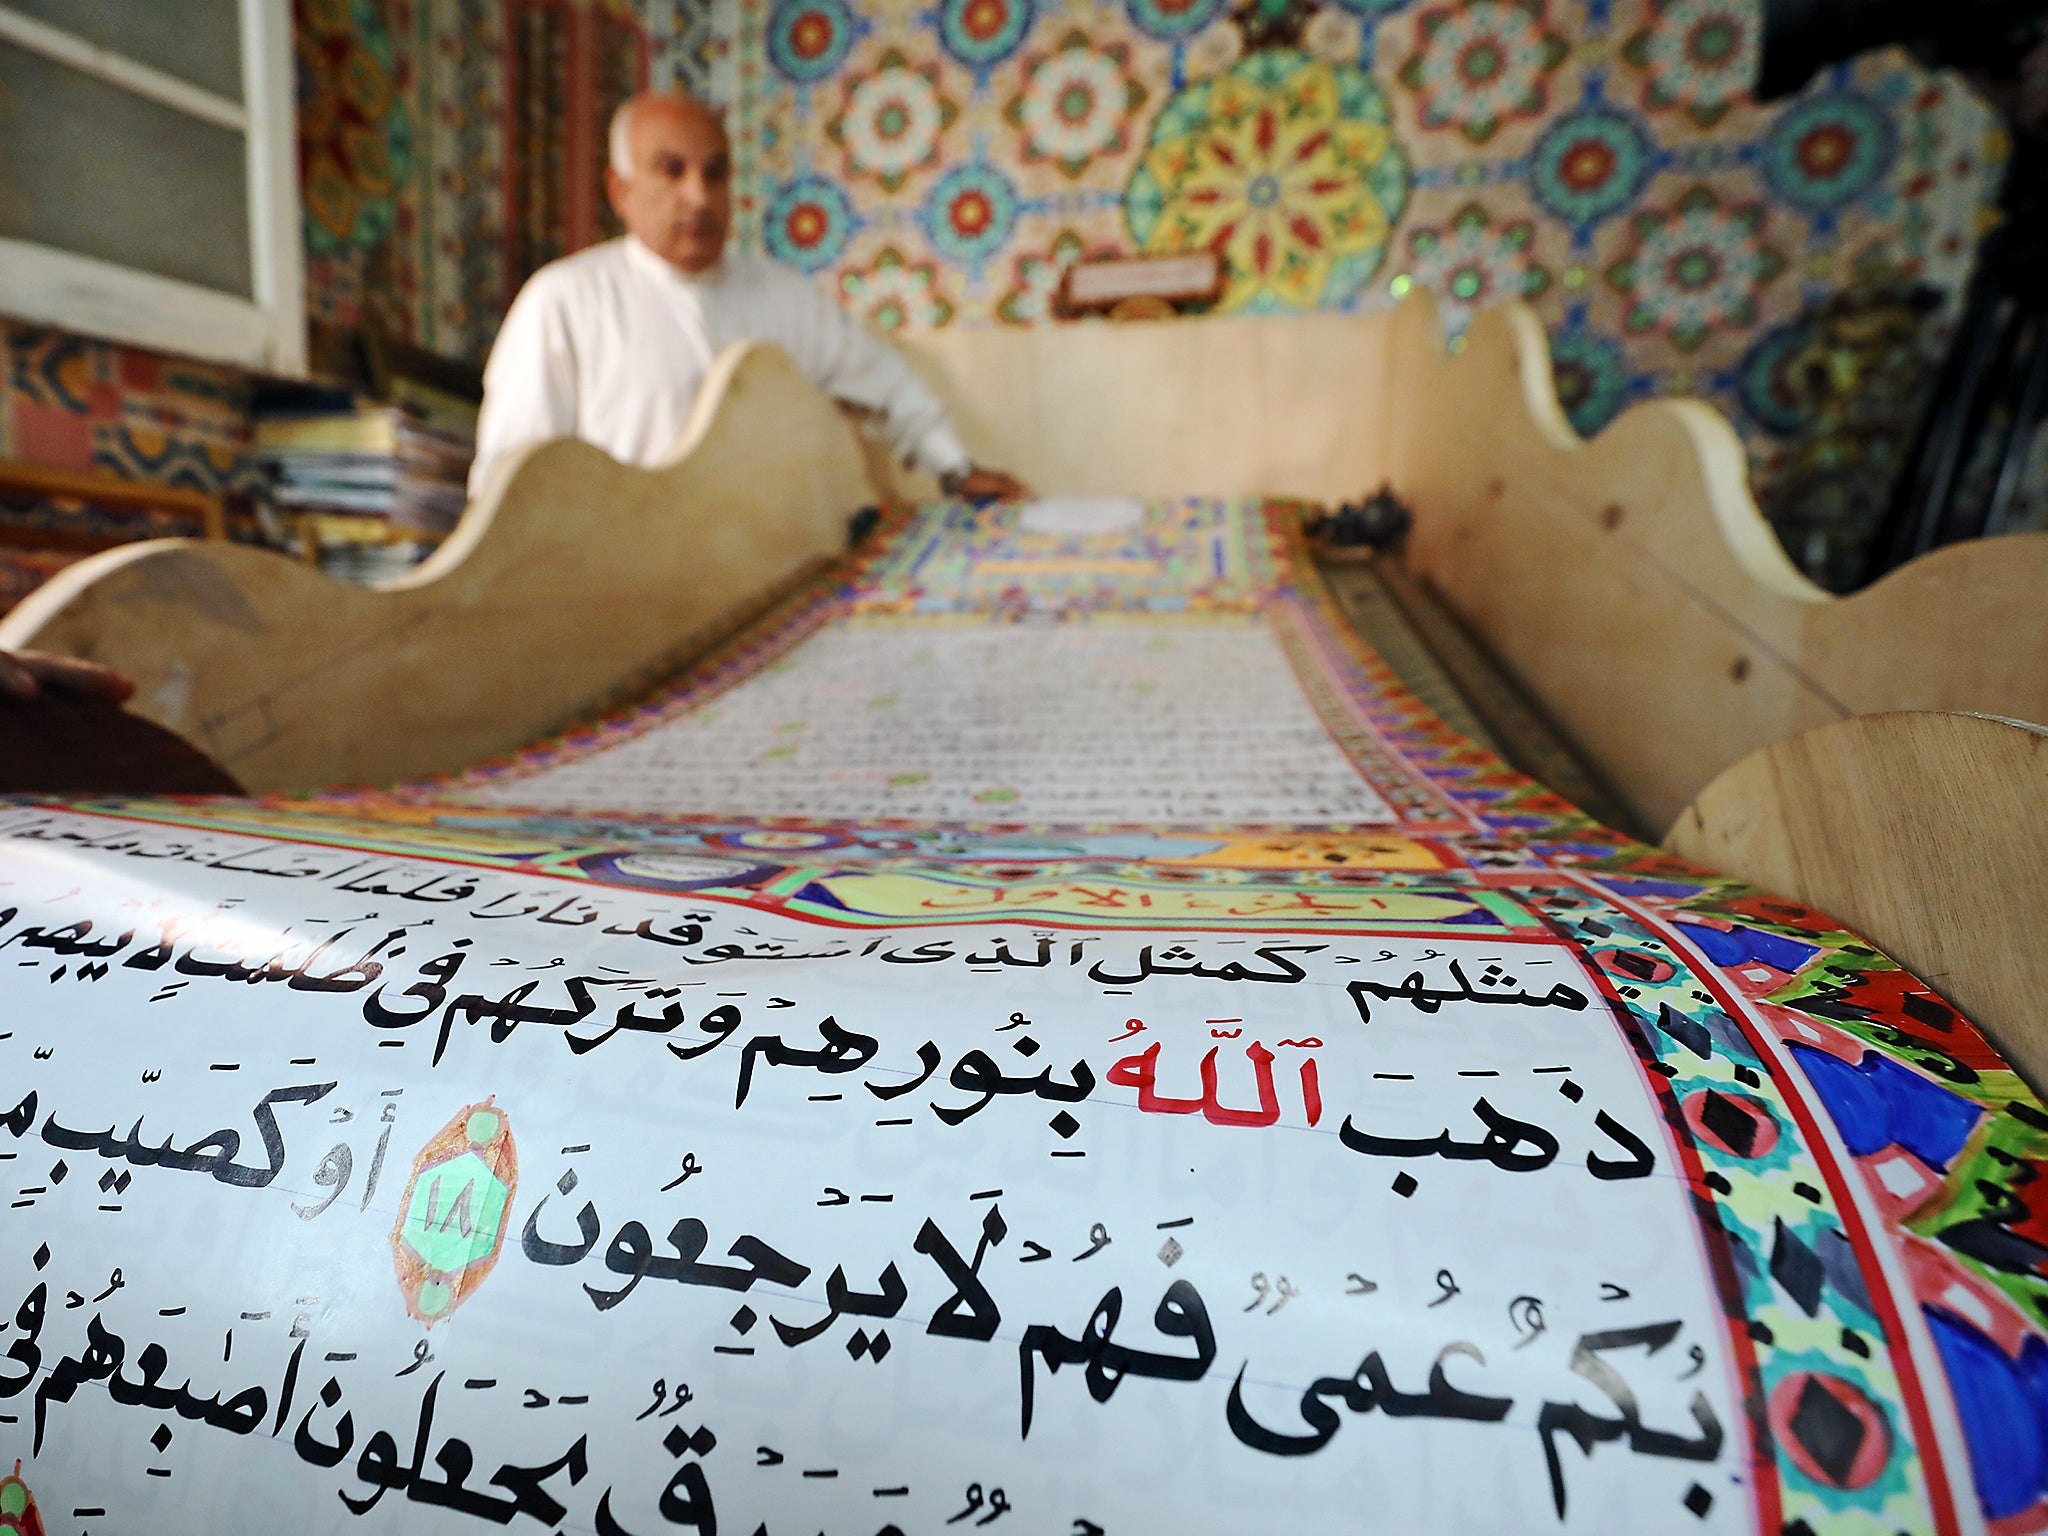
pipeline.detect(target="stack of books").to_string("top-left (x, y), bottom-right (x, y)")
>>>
top-left (253, 382), bottom-right (477, 583)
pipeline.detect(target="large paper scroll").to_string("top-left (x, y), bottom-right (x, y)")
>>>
top-left (0, 499), bottom-right (2041, 1536)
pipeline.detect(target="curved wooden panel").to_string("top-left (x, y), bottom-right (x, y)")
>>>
top-left (0, 343), bottom-right (874, 794)
top-left (1666, 710), bottom-right (2048, 1089)
top-left (886, 309), bottom-right (1400, 503)
top-left (1384, 294), bottom-right (2048, 831)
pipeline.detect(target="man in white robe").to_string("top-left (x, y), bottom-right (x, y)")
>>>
top-left (470, 92), bottom-right (1024, 501)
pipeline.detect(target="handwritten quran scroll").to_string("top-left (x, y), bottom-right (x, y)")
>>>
top-left (0, 498), bottom-right (2042, 1535)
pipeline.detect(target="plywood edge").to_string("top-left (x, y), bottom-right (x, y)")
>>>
top-left (441, 335), bottom-right (774, 577)
top-left (1800, 527), bottom-right (2048, 727)
top-left (1666, 710), bottom-right (2048, 1089)
top-left (1392, 293), bottom-right (1828, 606)
top-left (0, 342), bottom-right (875, 794)
top-left (0, 535), bottom-right (206, 642)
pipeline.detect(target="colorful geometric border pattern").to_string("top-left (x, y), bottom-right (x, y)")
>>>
top-left (846, 496), bottom-right (1287, 615)
top-left (1532, 877), bottom-right (1934, 1532)
top-left (1551, 853), bottom-right (2048, 1530)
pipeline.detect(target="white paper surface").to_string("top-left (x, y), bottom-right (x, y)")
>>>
top-left (0, 809), bottom-right (1749, 1535)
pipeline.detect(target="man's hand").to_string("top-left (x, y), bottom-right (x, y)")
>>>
top-left (941, 465), bottom-right (1032, 504)
top-left (0, 650), bottom-right (135, 705)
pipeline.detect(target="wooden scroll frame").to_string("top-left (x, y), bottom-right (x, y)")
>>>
top-left (3, 295), bottom-right (2044, 823)
top-left (0, 345), bottom-right (869, 793)
top-left (1667, 711), bottom-right (2048, 1090)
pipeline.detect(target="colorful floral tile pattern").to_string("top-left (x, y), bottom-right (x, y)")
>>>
top-left (1128, 48), bottom-right (1408, 310)
top-left (1395, 0), bottom-right (1571, 145)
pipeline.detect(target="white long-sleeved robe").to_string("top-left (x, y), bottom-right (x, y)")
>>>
top-left (468, 236), bottom-right (970, 495)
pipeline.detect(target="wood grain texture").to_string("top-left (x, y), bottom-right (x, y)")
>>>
top-left (1667, 711), bottom-right (2048, 1090)
top-left (1382, 295), bottom-right (2048, 832)
top-left (0, 343), bottom-right (874, 794)
top-left (878, 309), bottom-right (1401, 504)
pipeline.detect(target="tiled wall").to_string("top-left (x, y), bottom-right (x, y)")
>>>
top-left (721, 0), bottom-right (2003, 504)
top-left (1, 0), bottom-right (2011, 571)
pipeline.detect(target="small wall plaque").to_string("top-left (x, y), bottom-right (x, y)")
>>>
top-left (1057, 252), bottom-right (1225, 318)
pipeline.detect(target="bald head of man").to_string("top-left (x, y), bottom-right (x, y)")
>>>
top-left (605, 92), bottom-right (732, 275)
